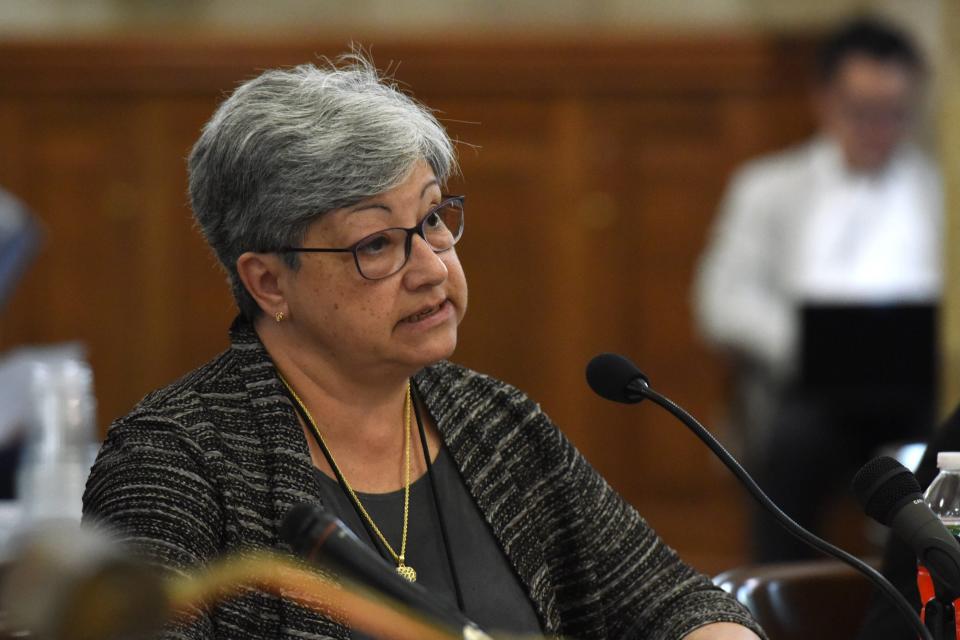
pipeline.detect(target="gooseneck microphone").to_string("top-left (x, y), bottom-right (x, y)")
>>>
top-left (281, 503), bottom-right (490, 640)
top-left (585, 352), bottom-right (932, 640)
top-left (853, 456), bottom-right (960, 600)
top-left (584, 353), bottom-right (649, 403)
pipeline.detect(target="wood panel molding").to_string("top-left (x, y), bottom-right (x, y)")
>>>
top-left (0, 34), bottom-right (815, 95)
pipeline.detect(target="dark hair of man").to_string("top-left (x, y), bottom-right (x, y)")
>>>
top-left (816, 16), bottom-right (924, 84)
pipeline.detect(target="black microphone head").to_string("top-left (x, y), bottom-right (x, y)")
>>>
top-left (852, 456), bottom-right (924, 525)
top-left (586, 353), bottom-right (649, 404)
top-left (281, 502), bottom-right (335, 556)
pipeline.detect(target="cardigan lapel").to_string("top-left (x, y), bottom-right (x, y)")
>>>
top-left (227, 318), bottom-right (349, 639)
top-left (228, 317), bottom-right (325, 534)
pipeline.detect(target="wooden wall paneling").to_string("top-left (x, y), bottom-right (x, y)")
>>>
top-left (567, 99), bottom-right (653, 500)
top-left (9, 97), bottom-right (148, 426)
top-left (538, 96), bottom-right (602, 465)
top-left (434, 97), bottom-right (562, 397)
top-left (124, 96), bottom-right (235, 410)
top-left (134, 99), bottom-right (183, 391)
top-left (0, 100), bottom-right (31, 346)
top-left (581, 97), bottom-right (721, 492)
top-left (0, 102), bottom-right (26, 196)
top-left (0, 36), bottom-right (821, 573)
top-left (0, 91), bottom-right (232, 426)
top-left (130, 97), bottom-right (236, 411)
top-left (719, 92), bottom-right (819, 170)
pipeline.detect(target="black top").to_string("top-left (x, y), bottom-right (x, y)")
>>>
top-left (314, 446), bottom-right (543, 637)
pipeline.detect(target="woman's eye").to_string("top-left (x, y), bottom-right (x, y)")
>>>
top-left (356, 234), bottom-right (393, 255)
top-left (424, 212), bottom-right (442, 229)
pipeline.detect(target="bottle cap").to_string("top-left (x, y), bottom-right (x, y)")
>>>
top-left (937, 452), bottom-right (960, 471)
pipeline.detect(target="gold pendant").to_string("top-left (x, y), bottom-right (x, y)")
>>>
top-left (397, 564), bottom-right (417, 582)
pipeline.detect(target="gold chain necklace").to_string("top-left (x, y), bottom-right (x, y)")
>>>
top-left (279, 374), bottom-right (417, 582)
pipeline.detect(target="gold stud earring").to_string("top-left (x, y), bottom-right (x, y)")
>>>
top-left (275, 311), bottom-right (285, 323)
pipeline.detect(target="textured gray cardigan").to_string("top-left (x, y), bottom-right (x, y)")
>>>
top-left (83, 319), bottom-right (763, 639)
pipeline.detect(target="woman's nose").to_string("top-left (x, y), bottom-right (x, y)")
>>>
top-left (402, 234), bottom-right (448, 288)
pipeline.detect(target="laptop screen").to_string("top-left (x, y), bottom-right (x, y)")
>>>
top-left (799, 303), bottom-right (937, 390)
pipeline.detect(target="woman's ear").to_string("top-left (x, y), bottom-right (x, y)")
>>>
top-left (236, 252), bottom-right (288, 317)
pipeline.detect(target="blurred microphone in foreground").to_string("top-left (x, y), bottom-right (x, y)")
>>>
top-left (0, 522), bottom-right (495, 640)
top-left (280, 503), bottom-right (490, 639)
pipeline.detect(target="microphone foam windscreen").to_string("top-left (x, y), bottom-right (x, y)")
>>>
top-left (585, 353), bottom-right (648, 404)
top-left (852, 456), bottom-right (923, 525)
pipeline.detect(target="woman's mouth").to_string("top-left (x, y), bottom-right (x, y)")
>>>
top-left (402, 300), bottom-right (447, 324)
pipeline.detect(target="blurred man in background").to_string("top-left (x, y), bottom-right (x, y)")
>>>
top-left (694, 16), bottom-right (941, 562)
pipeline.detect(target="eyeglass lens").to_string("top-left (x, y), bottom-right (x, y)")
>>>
top-left (354, 200), bottom-right (464, 279)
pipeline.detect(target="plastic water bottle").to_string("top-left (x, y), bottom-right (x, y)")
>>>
top-left (16, 356), bottom-right (97, 524)
top-left (924, 452), bottom-right (960, 539)
top-left (920, 453), bottom-right (960, 634)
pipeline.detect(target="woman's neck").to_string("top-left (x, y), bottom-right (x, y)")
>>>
top-left (255, 315), bottom-right (414, 458)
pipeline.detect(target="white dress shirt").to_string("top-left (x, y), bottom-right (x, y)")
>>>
top-left (694, 137), bottom-right (942, 377)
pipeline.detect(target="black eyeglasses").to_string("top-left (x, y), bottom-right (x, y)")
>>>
top-left (276, 195), bottom-right (465, 280)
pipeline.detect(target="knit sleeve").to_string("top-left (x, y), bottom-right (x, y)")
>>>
top-left (549, 418), bottom-right (766, 640)
top-left (82, 415), bottom-right (222, 639)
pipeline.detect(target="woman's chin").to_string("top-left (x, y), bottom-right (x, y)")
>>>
top-left (395, 305), bottom-right (461, 365)
top-left (407, 332), bottom-right (458, 369)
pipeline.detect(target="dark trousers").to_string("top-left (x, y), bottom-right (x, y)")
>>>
top-left (750, 385), bottom-right (934, 563)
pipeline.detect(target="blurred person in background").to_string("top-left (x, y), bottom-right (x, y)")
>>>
top-left (694, 16), bottom-right (940, 562)
top-left (83, 55), bottom-right (764, 639)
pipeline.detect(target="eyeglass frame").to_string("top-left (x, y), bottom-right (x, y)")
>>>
top-left (274, 195), bottom-right (465, 281)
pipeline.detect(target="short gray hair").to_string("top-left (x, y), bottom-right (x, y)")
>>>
top-left (188, 55), bottom-right (458, 319)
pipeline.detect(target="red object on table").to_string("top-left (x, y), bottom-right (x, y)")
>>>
top-left (918, 565), bottom-right (960, 637)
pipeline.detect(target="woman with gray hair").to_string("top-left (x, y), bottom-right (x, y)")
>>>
top-left (83, 56), bottom-right (764, 640)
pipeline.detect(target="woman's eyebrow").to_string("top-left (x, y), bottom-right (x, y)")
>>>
top-left (420, 179), bottom-right (440, 198)
top-left (347, 202), bottom-right (391, 214)
top-left (348, 179), bottom-right (441, 214)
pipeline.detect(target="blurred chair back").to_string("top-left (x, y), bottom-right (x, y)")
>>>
top-left (714, 559), bottom-right (874, 640)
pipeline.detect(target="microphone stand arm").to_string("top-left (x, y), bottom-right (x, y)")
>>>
top-left (629, 379), bottom-right (934, 640)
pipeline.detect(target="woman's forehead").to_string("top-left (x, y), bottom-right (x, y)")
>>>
top-left (342, 164), bottom-right (440, 214)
